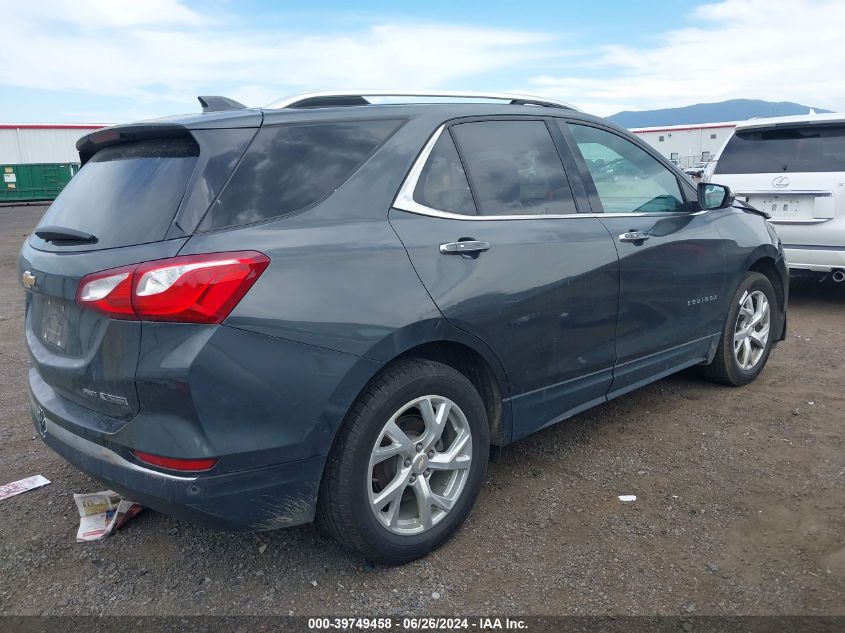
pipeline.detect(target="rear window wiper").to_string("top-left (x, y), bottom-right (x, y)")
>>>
top-left (34, 225), bottom-right (98, 244)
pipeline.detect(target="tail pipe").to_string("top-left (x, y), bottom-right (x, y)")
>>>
top-left (832, 269), bottom-right (845, 283)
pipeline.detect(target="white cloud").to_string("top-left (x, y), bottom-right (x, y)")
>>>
top-left (1, 0), bottom-right (841, 120)
top-left (8, 0), bottom-right (208, 29)
top-left (527, 0), bottom-right (845, 115)
top-left (0, 3), bottom-right (554, 116)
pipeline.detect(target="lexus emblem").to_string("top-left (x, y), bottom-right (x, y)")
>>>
top-left (22, 270), bottom-right (36, 288)
top-left (772, 175), bottom-right (790, 188)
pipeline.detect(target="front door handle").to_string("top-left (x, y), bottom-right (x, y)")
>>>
top-left (618, 231), bottom-right (650, 243)
top-left (439, 240), bottom-right (491, 254)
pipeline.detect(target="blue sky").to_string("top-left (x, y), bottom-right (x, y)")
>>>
top-left (1, 0), bottom-right (841, 123)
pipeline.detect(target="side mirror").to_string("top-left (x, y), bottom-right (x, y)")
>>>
top-left (698, 182), bottom-right (735, 210)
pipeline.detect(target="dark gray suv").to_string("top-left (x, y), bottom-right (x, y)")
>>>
top-left (20, 91), bottom-right (788, 564)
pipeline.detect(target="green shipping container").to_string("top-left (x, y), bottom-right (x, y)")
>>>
top-left (0, 163), bottom-right (79, 202)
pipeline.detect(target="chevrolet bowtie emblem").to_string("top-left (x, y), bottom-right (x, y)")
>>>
top-left (22, 270), bottom-right (36, 289)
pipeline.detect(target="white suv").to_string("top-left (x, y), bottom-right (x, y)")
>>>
top-left (712, 113), bottom-right (845, 281)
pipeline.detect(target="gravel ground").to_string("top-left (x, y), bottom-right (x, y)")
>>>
top-left (0, 204), bottom-right (842, 616)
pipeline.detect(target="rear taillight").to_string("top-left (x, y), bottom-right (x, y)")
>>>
top-left (75, 251), bottom-right (269, 323)
top-left (76, 266), bottom-right (136, 318)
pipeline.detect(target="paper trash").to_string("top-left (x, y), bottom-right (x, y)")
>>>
top-left (0, 475), bottom-right (51, 501)
top-left (74, 490), bottom-right (143, 542)
top-left (618, 494), bottom-right (637, 502)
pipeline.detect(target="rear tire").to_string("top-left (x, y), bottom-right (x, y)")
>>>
top-left (701, 272), bottom-right (779, 387)
top-left (317, 358), bottom-right (489, 565)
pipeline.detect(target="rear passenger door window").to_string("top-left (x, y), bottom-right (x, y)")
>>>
top-left (413, 131), bottom-right (476, 215)
top-left (450, 121), bottom-right (577, 216)
top-left (565, 123), bottom-right (687, 214)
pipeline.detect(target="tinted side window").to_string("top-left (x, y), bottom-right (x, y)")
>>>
top-left (450, 121), bottom-right (577, 216)
top-left (201, 119), bottom-right (402, 230)
top-left (413, 131), bottom-right (476, 215)
top-left (566, 123), bottom-right (686, 214)
top-left (715, 125), bottom-right (845, 174)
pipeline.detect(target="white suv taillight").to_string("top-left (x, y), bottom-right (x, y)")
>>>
top-left (75, 251), bottom-right (270, 324)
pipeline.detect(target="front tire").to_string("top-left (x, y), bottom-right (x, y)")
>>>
top-left (317, 358), bottom-right (489, 565)
top-left (701, 272), bottom-right (779, 386)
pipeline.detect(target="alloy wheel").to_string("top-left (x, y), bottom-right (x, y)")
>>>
top-left (733, 290), bottom-right (771, 371)
top-left (367, 395), bottom-right (473, 535)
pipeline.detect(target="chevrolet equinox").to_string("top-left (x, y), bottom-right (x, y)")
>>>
top-left (20, 91), bottom-right (788, 564)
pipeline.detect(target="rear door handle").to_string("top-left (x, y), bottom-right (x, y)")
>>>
top-left (439, 240), bottom-right (491, 254)
top-left (618, 231), bottom-right (650, 243)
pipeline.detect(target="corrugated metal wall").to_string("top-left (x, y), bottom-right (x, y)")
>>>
top-left (0, 125), bottom-right (105, 164)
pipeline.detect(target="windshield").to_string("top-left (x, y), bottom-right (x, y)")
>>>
top-left (715, 124), bottom-right (845, 174)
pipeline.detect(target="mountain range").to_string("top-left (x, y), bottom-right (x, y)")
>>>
top-left (608, 99), bottom-right (834, 128)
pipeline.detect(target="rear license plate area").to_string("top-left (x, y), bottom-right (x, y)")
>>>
top-left (748, 196), bottom-right (810, 219)
top-left (41, 298), bottom-right (68, 352)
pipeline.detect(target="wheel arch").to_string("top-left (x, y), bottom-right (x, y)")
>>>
top-left (392, 340), bottom-right (509, 446)
top-left (325, 319), bottom-right (513, 457)
top-left (747, 254), bottom-right (787, 339)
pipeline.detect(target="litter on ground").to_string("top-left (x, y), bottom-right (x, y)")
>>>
top-left (0, 475), bottom-right (50, 501)
top-left (74, 490), bottom-right (143, 542)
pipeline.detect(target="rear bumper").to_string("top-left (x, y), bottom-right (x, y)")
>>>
top-left (25, 321), bottom-right (384, 530)
top-left (783, 245), bottom-right (845, 272)
top-left (29, 381), bottom-right (324, 531)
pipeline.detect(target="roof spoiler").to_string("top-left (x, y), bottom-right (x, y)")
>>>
top-left (76, 123), bottom-right (189, 164)
top-left (198, 96), bottom-right (247, 113)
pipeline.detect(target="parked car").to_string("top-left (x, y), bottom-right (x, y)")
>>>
top-left (684, 161), bottom-right (710, 178)
top-left (20, 90), bottom-right (788, 564)
top-left (712, 113), bottom-right (845, 281)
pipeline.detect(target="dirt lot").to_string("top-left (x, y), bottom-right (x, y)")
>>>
top-left (0, 203), bottom-right (842, 616)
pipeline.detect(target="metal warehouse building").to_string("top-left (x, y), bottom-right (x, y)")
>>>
top-left (0, 123), bottom-right (105, 164)
top-left (630, 121), bottom-right (736, 168)
top-left (0, 123), bottom-right (105, 201)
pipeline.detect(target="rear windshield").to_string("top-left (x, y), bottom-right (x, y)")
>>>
top-left (715, 124), bottom-right (845, 174)
top-left (199, 119), bottom-right (402, 230)
top-left (35, 137), bottom-right (198, 249)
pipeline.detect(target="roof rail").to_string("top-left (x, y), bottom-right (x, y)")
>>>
top-left (265, 90), bottom-right (578, 111)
